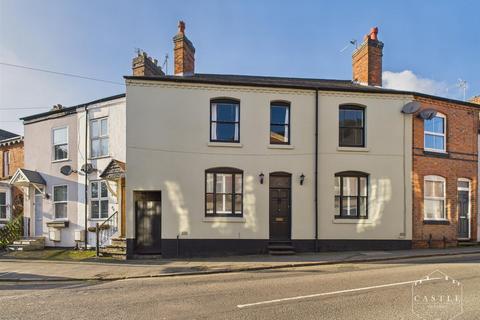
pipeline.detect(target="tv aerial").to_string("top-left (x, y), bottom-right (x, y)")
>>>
top-left (457, 79), bottom-right (468, 101)
top-left (340, 39), bottom-right (358, 53)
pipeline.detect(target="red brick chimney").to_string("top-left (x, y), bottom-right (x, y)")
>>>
top-left (352, 27), bottom-right (384, 86)
top-left (132, 50), bottom-right (164, 76)
top-left (173, 21), bottom-right (195, 76)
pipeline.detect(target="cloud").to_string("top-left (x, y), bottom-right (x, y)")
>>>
top-left (382, 70), bottom-right (449, 97)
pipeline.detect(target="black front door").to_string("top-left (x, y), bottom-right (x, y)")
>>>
top-left (269, 173), bottom-right (291, 240)
top-left (135, 191), bottom-right (162, 254)
top-left (458, 189), bottom-right (469, 239)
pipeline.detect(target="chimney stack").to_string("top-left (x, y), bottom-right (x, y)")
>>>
top-left (173, 21), bottom-right (195, 76)
top-left (132, 50), bottom-right (165, 76)
top-left (469, 96), bottom-right (480, 104)
top-left (352, 27), bottom-right (384, 87)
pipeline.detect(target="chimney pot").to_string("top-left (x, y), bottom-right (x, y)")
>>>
top-left (178, 21), bottom-right (186, 34)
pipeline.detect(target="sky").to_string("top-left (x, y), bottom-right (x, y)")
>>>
top-left (1, 0), bottom-right (479, 134)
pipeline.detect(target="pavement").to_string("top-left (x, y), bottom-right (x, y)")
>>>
top-left (0, 246), bottom-right (479, 281)
top-left (1, 253), bottom-right (479, 319)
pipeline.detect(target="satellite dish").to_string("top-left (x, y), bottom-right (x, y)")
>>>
top-left (418, 109), bottom-right (437, 120)
top-left (401, 102), bottom-right (421, 114)
top-left (60, 165), bottom-right (74, 176)
top-left (81, 163), bottom-right (95, 174)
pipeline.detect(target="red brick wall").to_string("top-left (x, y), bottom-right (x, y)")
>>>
top-left (0, 141), bottom-right (24, 179)
top-left (412, 97), bottom-right (478, 248)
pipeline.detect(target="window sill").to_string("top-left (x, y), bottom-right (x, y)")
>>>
top-left (52, 159), bottom-right (71, 163)
top-left (423, 219), bottom-right (450, 225)
top-left (203, 217), bottom-right (246, 223)
top-left (89, 155), bottom-right (111, 160)
top-left (337, 147), bottom-right (369, 152)
top-left (423, 150), bottom-right (449, 158)
top-left (89, 218), bottom-right (109, 221)
top-left (332, 218), bottom-right (371, 224)
top-left (268, 144), bottom-right (295, 150)
top-left (207, 142), bottom-right (243, 148)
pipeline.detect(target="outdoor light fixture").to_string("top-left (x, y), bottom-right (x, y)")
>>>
top-left (259, 172), bottom-right (265, 184)
top-left (300, 173), bottom-right (305, 185)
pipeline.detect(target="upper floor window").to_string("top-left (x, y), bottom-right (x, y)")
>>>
top-left (339, 105), bottom-right (365, 147)
top-left (91, 118), bottom-right (109, 158)
top-left (210, 99), bottom-right (240, 143)
top-left (0, 192), bottom-right (7, 220)
top-left (2, 151), bottom-right (9, 177)
top-left (424, 175), bottom-right (446, 220)
top-left (424, 114), bottom-right (446, 152)
top-left (52, 127), bottom-right (68, 161)
top-left (53, 185), bottom-right (67, 219)
top-left (205, 167), bottom-right (243, 216)
top-left (334, 171), bottom-right (368, 218)
top-left (91, 181), bottom-right (109, 219)
top-left (270, 102), bottom-right (290, 144)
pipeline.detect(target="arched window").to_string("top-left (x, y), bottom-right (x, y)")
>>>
top-left (334, 171), bottom-right (368, 218)
top-left (270, 101), bottom-right (290, 144)
top-left (339, 105), bottom-right (365, 147)
top-left (205, 167), bottom-right (243, 216)
top-left (424, 175), bottom-right (446, 220)
top-left (424, 113), bottom-right (446, 152)
top-left (210, 98), bottom-right (240, 143)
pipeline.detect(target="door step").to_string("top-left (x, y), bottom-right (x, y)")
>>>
top-left (99, 238), bottom-right (127, 260)
top-left (268, 241), bottom-right (296, 255)
top-left (458, 241), bottom-right (478, 247)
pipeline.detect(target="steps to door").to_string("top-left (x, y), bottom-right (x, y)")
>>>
top-left (99, 237), bottom-right (127, 260)
top-left (6, 237), bottom-right (45, 251)
top-left (268, 241), bottom-right (296, 255)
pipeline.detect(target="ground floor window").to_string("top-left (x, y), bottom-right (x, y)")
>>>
top-left (334, 171), bottom-right (368, 218)
top-left (91, 181), bottom-right (109, 219)
top-left (0, 192), bottom-right (7, 220)
top-left (205, 167), bottom-right (243, 216)
top-left (424, 175), bottom-right (446, 220)
top-left (53, 185), bottom-right (67, 219)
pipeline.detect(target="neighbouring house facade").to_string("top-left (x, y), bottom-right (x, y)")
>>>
top-left (412, 96), bottom-right (479, 248)
top-left (11, 95), bottom-right (125, 247)
top-left (0, 129), bottom-right (24, 226)
top-left (123, 23), bottom-right (415, 258)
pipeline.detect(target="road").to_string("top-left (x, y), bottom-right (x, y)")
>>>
top-left (0, 253), bottom-right (479, 320)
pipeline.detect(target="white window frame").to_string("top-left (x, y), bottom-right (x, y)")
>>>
top-left (423, 175), bottom-right (447, 221)
top-left (424, 113), bottom-right (446, 153)
top-left (457, 178), bottom-right (471, 239)
top-left (90, 180), bottom-right (109, 219)
top-left (52, 185), bottom-right (68, 220)
top-left (52, 126), bottom-right (69, 161)
top-left (90, 117), bottom-right (109, 158)
top-left (0, 191), bottom-right (9, 221)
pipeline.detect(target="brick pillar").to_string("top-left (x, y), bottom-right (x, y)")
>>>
top-left (173, 21), bottom-right (195, 76)
top-left (352, 27), bottom-right (384, 87)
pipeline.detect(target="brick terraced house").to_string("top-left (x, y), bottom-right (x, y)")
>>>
top-left (0, 129), bottom-right (24, 226)
top-left (412, 96), bottom-right (479, 248)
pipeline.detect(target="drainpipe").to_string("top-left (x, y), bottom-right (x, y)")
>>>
top-left (314, 89), bottom-right (319, 252)
top-left (84, 106), bottom-right (89, 250)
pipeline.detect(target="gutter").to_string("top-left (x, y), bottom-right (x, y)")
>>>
top-left (84, 106), bottom-right (89, 250)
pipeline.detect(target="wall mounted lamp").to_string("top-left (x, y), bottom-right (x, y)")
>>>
top-left (259, 172), bottom-right (265, 184)
top-left (300, 173), bottom-right (305, 185)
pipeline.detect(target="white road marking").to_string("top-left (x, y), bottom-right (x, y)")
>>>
top-left (237, 277), bottom-right (441, 308)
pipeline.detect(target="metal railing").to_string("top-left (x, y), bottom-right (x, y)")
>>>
top-left (95, 211), bottom-right (118, 256)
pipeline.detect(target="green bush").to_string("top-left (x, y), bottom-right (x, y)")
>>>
top-left (0, 215), bottom-right (23, 249)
